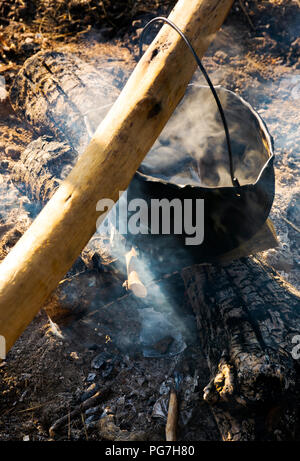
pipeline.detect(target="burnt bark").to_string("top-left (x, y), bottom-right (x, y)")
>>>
top-left (10, 50), bottom-right (121, 153)
top-left (9, 50), bottom-right (123, 203)
top-left (11, 136), bottom-right (77, 204)
top-left (182, 259), bottom-right (300, 440)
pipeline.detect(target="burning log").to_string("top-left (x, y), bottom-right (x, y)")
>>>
top-left (123, 247), bottom-right (147, 298)
top-left (166, 388), bottom-right (178, 441)
top-left (182, 258), bottom-right (300, 441)
top-left (0, 0), bottom-right (235, 353)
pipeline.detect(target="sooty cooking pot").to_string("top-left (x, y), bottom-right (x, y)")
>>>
top-left (125, 84), bottom-right (274, 269)
top-left (124, 18), bottom-right (275, 271)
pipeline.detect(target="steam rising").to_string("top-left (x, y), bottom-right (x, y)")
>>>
top-left (97, 209), bottom-right (197, 357)
top-left (140, 84), bottom-right (270, 187)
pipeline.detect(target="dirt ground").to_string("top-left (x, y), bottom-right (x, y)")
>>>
top-left (0, 0), bottom-right (299, 441)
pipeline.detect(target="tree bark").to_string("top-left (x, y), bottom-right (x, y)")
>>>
top-left (9, 50), bottom-right (121, 154)
top-left (9, 50), bottom-right (123, 204)
top-left (11, 136), bottom-right (77, 204)
top-left (182, 258), bottom-right (300, 440)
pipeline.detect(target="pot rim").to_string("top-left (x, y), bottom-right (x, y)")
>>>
top-left (137, 84), bottom-right (274, 192)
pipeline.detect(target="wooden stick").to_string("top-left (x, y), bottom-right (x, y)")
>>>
top-left (124, 247), bottom-right (147, 298)
top-left (166, 389), bottom-right (178, 441)
top-left (0, 0), bottom-right (234, 353)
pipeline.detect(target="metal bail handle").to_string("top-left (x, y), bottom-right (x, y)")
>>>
top-left (139, 16), bottom-right (241, 190)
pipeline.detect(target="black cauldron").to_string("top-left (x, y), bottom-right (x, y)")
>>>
top-left (124, 83), bottom-right (274, 272)
top-left (113, 17), bottom-right (275, 273)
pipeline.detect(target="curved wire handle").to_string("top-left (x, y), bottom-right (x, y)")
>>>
top-left (139, 16), bottom-right (240, 189)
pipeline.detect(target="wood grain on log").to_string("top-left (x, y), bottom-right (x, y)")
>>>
top-left (182, 258), bottom-right (300, 440)
top-left (10, 51), bottom-right (121, 154)
top-left (11, 136), bottom-right (77, 204)
top-left (8, 50), bottom-right (123, 204)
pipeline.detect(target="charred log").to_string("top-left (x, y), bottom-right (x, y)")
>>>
top-left (10, 50), bottom-right (121, 153)
top-left (182, 258), bottom-right (300, 440)
top-left (8, 50), bottom-right (123, 212)
top-left (11, 136), bottom-right (77, 204)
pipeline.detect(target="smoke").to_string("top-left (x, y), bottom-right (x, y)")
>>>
top-left (257, 74), bottom-right (300, 153)
top-left (6, 46), bottom-right (274, 355)
top-left (54, 52), bottom-right (275, 354)
top-left (3, 34), bottom-right (276, 355)
top-left (0, 174), bottom-right (32, 259)
top-left (96, 203), bottom-right (198, 357)
top-left (140, 84), bottom-right (270, 187)
top-left (253, 72), bottom-right (300, 289)
top-left (8, 48), bottom-right (199, 357)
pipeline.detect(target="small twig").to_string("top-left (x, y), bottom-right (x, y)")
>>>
top-left (76, 25), bottom-right (92, 36)
top-left (238, 0), bottom-right (255, 30)
top-left (18, 400), bottom-right (56, 413)
top-left (81, 413), bottom-right (89, 441)
top-left (282, 216), bottom-right (300, 234)
top-left (123, 247), bottom-right (147, 298)
top-left (1, 407), bottom-right (14, 417)
top-left (58, 270), bottom-right (86, 285)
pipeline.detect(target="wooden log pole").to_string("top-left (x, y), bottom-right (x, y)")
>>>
top-left (0, 0), bottom-right (234, 353)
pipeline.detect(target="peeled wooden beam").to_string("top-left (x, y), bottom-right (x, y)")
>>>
top-left (0, 0), bottom-right (234, 353)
